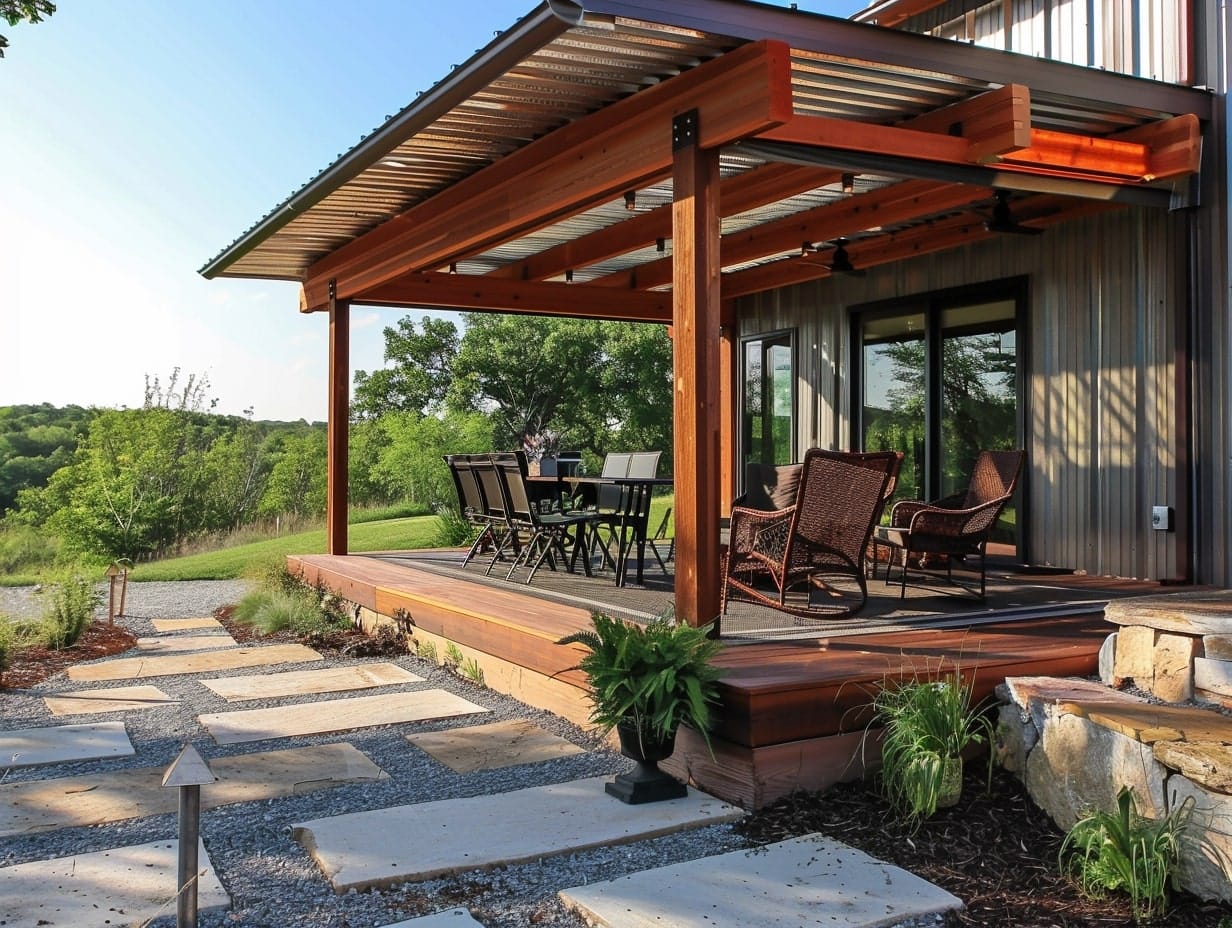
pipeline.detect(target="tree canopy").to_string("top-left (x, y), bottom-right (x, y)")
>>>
top-left (1, 0), bottom-right (55, 57)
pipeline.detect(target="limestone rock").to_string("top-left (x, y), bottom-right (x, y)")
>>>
top-left (1024, 710), bottom-right (1166, 829)
top-left (1113, 624), bottom-right (1158, 687)
top-left (1204, 635), bottom-right (1232, 662)
top-left (995, 702), bottom-right (1034, 774)
top-left (1196, 657), bottom-right (1232, 701)
top-left (1098, 632), bottom-right (1117, 686)
top-left (1152, 632), bottom-right (1198, 702)
top-left (1104, 591), bottom-right (1232, 636)
top-left (1155, 742), bottom-right (1232, 794)
top-left (1168, 775), bottom-right (1232, 904)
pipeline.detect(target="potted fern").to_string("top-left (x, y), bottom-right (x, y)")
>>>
top-left (558, 609), bottom-right (722, 804)
top-left (873, 668), bottom-right (991, 826)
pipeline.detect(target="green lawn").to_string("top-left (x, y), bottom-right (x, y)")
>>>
top-left (132, 516), bottom-right (445, 581)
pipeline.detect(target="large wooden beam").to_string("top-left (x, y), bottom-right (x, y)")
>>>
top-left (354, 274), bottom-right (672, 322)
top-left (486, 163), bottom-right (837, 282)
top-left (671, 112), bottom-right (723, 630)
top-left (326, 295), bottom-right (350, 556)
top-left (302, 40), bottom-right (792, 312)
top-left (896, 83), bottom-right (1031, 162)
top-left (1114, 113), bottom-right (1202, 181)
top-left (592, 179), bottom-right (989, 290)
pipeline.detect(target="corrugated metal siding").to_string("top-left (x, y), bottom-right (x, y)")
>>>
top-left (735, 208), bottom-right (1186, 580)
top-left (912, 0), bottom-right (1191, 83)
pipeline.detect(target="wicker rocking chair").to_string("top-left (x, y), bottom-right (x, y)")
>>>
top-left (721, 449), bottom-right (901, 619)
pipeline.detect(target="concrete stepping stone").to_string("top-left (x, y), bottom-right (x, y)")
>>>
top-left (152, 616), bottom-right (223, 631)
top-left (200, 689), bottom-right (489, 745)
top-left (559, 833), bottom-right (964, 928)
top-left (202, 662), bottom-right (423, 702)
top-left (0, 721), bottom-right (134, 770)
top-left (407, 718), bottom-right (584, 773)
top-left (381, 909), bottom-right (484, 927)
top-left (294, 776), bottom-right (741, 892)
top-left (0, 837), bottom-right (228, 926)
top-left (136, 632), bottom-right (238, 652)
top-left (0, 742), bottom-right (386, 836)
top-left (67, 642), bottom-right (322, 681)
top-left (44, 684), bottom-right (178, 717)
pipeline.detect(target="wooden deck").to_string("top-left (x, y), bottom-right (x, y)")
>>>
top-left (290, 551), bottom-right (1168, 808)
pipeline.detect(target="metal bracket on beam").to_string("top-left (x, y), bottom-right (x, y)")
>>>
top-left (328, 278), bottom-right (337, 302)
top-left (673, 109), bottom-right (699, 151)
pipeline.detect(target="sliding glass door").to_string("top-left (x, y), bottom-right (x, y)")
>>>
top-left (857, 282), bottom-right (1023, 547)
top-left (741, 331), bottom-right (795, 469)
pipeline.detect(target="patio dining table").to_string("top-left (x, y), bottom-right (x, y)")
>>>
top-left (528, 474), bottom-right (671, 585)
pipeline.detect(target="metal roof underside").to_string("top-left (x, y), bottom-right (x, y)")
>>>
top-left (201, 0), bottom-right (1206, 287)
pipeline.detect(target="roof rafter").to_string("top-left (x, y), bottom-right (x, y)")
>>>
top-left (301, 38), bottom-right (794, 312)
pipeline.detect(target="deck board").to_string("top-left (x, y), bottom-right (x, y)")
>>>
top-left (290, 552), bottom-right (1163, 805)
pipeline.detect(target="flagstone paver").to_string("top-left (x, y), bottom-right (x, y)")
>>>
top-left (559, 834), bottom-right (964, 928)
top-left (202, 662), bottom-right (423, 702)
top-left (67, 642), bottom-right (323, 681)
top-left (200, 689), bottom-right (489, 745)
top-left (0, 721), bottom-right (134, 769)
top-left (382, 909), bottom-right (485, 927)
top-left (0, 837), bottom-right (228, 927)
top-left (294, 776), bottom-right (742, 892)
top-left (136, 632), bottom-right (238, 652)
top-left (407, 718), bottom-right (584, 773)
top-left (152, 616), bottom-right (223, 631)
top-left (44, 684), bottom-right (178, 717)
top-left (0, 742), bottom-right (387, 836)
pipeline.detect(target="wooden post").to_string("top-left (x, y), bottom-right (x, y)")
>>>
top-left (719, 311), bottom-right (737, 513)
top-left (327, 285), bottom-right (350, 556)
top-left (671, 110), bottom-right (723, 628)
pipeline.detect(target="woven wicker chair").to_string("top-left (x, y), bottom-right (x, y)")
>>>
top-left (875, 449), bottom-right (1025, 599)
top-left (721, 449), bottom-right (901, 619)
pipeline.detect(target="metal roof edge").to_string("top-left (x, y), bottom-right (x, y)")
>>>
top-left (574, 0), bottom-right (1214, 122)
top-left (200, 2), bottom-right (575, 280)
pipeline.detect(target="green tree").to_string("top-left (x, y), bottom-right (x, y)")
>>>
top-left (259, 430), bottom-right (327, 519)
top-left (374, 410), bottom-right (492, 508)
top-left (0, 0), bottom-right (54, 57)
top-left (200, 422), bottom-right (269, 532)
top-left (352, 316), bottom-right (459, 420)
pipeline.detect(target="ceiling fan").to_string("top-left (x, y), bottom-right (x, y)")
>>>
top-left (983, 190), bottom-right (1044, 236)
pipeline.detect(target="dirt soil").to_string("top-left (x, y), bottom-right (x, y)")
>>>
top-left (6, 617), bottom-right (1232, 926)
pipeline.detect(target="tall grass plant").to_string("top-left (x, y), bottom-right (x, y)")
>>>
top-left (40, 571), bottom-right (101, 649)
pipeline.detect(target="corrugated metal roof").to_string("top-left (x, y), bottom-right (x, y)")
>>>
top-left (201, 0), bottom-right (1204, 288)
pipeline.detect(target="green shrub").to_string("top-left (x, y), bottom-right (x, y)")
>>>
top-left (0, 524), bottom-right (59, 576)
top-left (40, 572), bottom-right (101, 649)
top-left (428, 505), bottom-right (476, 549)
top-left (1059, 785), bottom-right (1191, 920)
top-left (232, 564), bottom-right (352, 637)
top-left (0, 618), bottom-right (14, 680)
top-left (873, 669), bottom-right (991, 827)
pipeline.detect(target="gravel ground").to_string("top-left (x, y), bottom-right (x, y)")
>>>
top-left (1, 580), bottom-right (766, 928)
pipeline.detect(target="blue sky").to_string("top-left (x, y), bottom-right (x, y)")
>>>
top-left (1, 0), bottom-right (863, 422)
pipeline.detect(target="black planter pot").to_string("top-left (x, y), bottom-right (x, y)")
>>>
top-left (606, 722), bottom-right (688, 804)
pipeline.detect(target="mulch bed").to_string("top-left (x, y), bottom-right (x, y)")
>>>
top-left (738, 766), bottom-right (1232, 927)
top-left (2, 621), bottom-right (138, 690)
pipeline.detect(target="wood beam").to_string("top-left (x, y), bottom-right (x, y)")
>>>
top-left (326, 295), bottom-right (350, 556)
top-left (354, 273), bottom-right (672, 322)
top-left (1114, 113), bottom-right (1202, 181)
top-left (302, 40), bottom-right (793, 312)
top-left (758, 115), bottom-right (972, 165)
top-left (592, 179), bottom-right (989, 290)
top-left (997, 128), bottom-right (1151, 179)
top-left (721, 195), bottom-right (1118, 298)
top-left (896, 83), bottom-right (1031, 162)
top-left (671, 112), bottom-right (723, 630)
top-left (486, 163), bottom-right (837, 282)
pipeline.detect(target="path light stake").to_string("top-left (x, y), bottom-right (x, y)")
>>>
top-left (162, 744), bottom-right (216, 928)
top-left (105, 563), bottom-right (120, 625)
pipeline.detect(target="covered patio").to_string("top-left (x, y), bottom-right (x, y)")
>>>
top-left (203, 0), bottom-right (1214, 804)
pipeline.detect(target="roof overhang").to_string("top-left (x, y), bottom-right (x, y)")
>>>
top-left (201, 0), bottom-right (1210, 314)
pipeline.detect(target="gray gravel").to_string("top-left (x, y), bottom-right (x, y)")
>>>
top-left (0, 580), bottom-right (750, 928)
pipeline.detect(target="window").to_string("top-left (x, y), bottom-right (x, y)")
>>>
top-left (856, 281), bottom-right (1023, 547)
top-left (741, 331), bottom-right (795, 470)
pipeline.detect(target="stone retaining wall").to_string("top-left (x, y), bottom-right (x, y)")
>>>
top-left (996, 591), bottom-right (1232, 904)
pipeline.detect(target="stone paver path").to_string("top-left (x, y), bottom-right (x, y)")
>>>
top-left (294, 776), bottom-right (742, 892)
top-left (200, 689), bottom-right (489, 745)
top-left (67, 642), bottom-right (323, 681)
top-left (152, 616), bottom-right (223, 631)
top-left (136, 632), bottom-right (238, 652)
top-left (1, 742), bottom-right (387, 836)
top-left (407, 718), bottom-right (584, 772)
top-left (559, 833), bottom-right (964, 928)
top-left (384, 909), bottom-right (485, 927)
top-left (202, 662), bottom-right (423, 702)
top-left (44, 684), bottom-right (178, 717)
top-left (0, 720), bottom-right (134, 769)
top-left (0, 837), bottom-right (229, 927)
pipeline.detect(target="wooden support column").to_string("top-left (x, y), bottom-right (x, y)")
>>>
top-left (719, 313), bottom-right (737, 513)
top-left (671, 110), bottom-right (722, 629)
top-left (326, 285), bottom-right (350, 555)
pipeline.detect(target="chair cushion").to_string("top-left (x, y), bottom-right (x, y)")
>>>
top-left (742, 462), bottom-right (803, 511)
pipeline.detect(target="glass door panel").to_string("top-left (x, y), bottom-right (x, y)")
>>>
top-left (861, 312), bottom-right (925, 505)
top-left (742, 332), bottom-right (795, 469)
